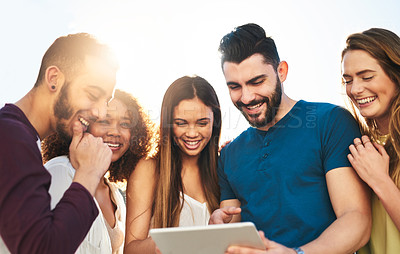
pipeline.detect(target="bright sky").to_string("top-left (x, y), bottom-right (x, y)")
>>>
top-left (1, 0), bottom-right (399, 142)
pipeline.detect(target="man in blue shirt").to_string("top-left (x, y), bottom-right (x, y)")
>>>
top-left (209, 23), bottom-right (371, 254)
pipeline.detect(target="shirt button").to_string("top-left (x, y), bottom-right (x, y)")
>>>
top-left (263, 153), bottom-right (268, 159)
top-left (265, 140), bottom-right (270, 146)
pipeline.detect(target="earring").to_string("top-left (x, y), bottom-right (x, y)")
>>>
top-left (51, 85), bottom-right (56, 90)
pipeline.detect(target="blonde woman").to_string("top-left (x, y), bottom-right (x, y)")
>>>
top-left (342, 28), bottom-right (400, 253)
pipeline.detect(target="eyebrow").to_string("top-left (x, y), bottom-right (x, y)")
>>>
top-left (356, 69), bottom-right (376, 76)
top-left (246, 74), bottom-right (267, 84)
top-left (226, 74), bottom-right (267, 86)
top-left (87, 85), bottom-right (107, 97)
top-left (174, 117), bottom-right (211, 121)
top-left (103, 113), bottom-right (131, 121)
top-left (343, 69), bottom-right (377, 78)
top-left (226, 81), bottom-right (240, 87)
top-left (197, 118), bottom-right (211, 121)
top-left (88, 85), bottom-right (106, 94)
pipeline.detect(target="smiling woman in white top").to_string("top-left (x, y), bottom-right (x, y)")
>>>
top-left (42, 89), bottom-right (156, 254)
top-left (124, 76), bottom-right (222, 254)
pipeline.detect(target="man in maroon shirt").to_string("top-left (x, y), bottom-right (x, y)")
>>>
top-left (0, 33), bottom-right (119, 253)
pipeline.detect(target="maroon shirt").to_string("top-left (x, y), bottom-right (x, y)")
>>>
top-left (0, 104), bottom-right (99, 253)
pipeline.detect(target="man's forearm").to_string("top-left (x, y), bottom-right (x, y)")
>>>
top-left (301, 210), bottom-right (371, 254)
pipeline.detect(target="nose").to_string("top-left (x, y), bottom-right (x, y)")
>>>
top-left (241, 86), bottom-right (255, 105)
top-left (350, 79), bottom-right (365, 96)
top-left (107, 123), bottom-right (121, 137)
top-left (186, 125), bottom-right (199, 138)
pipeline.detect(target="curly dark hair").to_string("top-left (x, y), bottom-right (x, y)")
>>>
top-left (42, 89), bottom-right (159, 182)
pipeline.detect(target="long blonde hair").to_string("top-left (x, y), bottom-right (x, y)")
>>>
top-left (153, 76), bottom-right (221, 228)
top-left (342, 28), bottom-right (400, 186)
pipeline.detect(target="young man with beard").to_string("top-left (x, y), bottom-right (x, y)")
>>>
top-left (0, 33), bottom-right (118, 254)
top-left (209, 24), bottom-right (371, 254)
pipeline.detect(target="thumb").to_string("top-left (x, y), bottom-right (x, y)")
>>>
top-left (70, 121), bottom-right (83, 149)
top-left (258, 231), bottom-right (273, 249)
top-left (225, 207), bottom-right (241, 216)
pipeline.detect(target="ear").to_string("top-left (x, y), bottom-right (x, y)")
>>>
top-left (44, 66), bottom-right (63, 92)
top-left (277, 61), bottom-right (288, 83)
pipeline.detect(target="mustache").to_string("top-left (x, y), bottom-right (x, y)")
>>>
top-left (236, 97), bottom-right (269, 108)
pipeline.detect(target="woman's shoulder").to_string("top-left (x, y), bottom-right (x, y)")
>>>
top-left (128, 157), bottom-right (157, 183)
top-left (136, 157), bottom-right (157, 168)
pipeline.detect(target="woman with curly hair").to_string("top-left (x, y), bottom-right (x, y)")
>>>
top-left (42, 89), bottom-right (156, 254)
top-left (342, 28), bottom-right (400, 253)
top-left (124, 75), bottom-right (221, 254)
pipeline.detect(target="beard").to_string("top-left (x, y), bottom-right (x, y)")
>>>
top-left (54, 82), bottom-right (74, 143)
top-left (236, 77), bottom-right (282, 128)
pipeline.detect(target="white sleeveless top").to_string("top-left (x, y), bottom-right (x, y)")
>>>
top-left (45, 156), bottom-right (126, 254)
top-left (178, 193), bottom-right (210, 227)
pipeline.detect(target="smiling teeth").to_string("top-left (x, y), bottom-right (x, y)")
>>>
top-left (185, 141), bottom-right (200, 145)
top-left (106, 143), bottom-right (120, 148)
top-left (357, 96), bottom-right (376, 104)
top-left (247, 103), bottom-right (262, 110)
top-left (78, 117), bottom-right (89, 127)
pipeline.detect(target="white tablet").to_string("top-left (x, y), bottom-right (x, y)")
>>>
top-left (149, 222), bottom-right (266, 254)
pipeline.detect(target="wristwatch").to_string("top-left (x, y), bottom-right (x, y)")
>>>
top-left (293, 247), bottom-right (305, 254)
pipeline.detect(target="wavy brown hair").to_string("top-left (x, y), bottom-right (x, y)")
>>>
top-left (152, 76), bottom-right (221, 228)
top-left (342, 28), bottom-right (400, 187)
top-left (42, 89), bottom-right (158, 182)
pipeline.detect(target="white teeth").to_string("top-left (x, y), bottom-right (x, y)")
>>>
top-left (185, 140), bottom-right (200, 145)
top-left (357, 96), bottom-right (376, 104)
top-left (78, 117), bottom-right (89, 127)
top-left (247, 103), bottom-right (262, 110)
top-left (106, 143), bottom-right (120, 148)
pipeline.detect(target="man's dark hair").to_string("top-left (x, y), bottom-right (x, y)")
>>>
top-left (219, 23), bottom-right (280, 70)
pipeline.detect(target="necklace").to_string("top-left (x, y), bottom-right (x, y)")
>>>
top-left (375, 133), bottom-right (389, 146)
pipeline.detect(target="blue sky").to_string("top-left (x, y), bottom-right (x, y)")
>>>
top-left (1, 0), bottom-right (399, 141)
